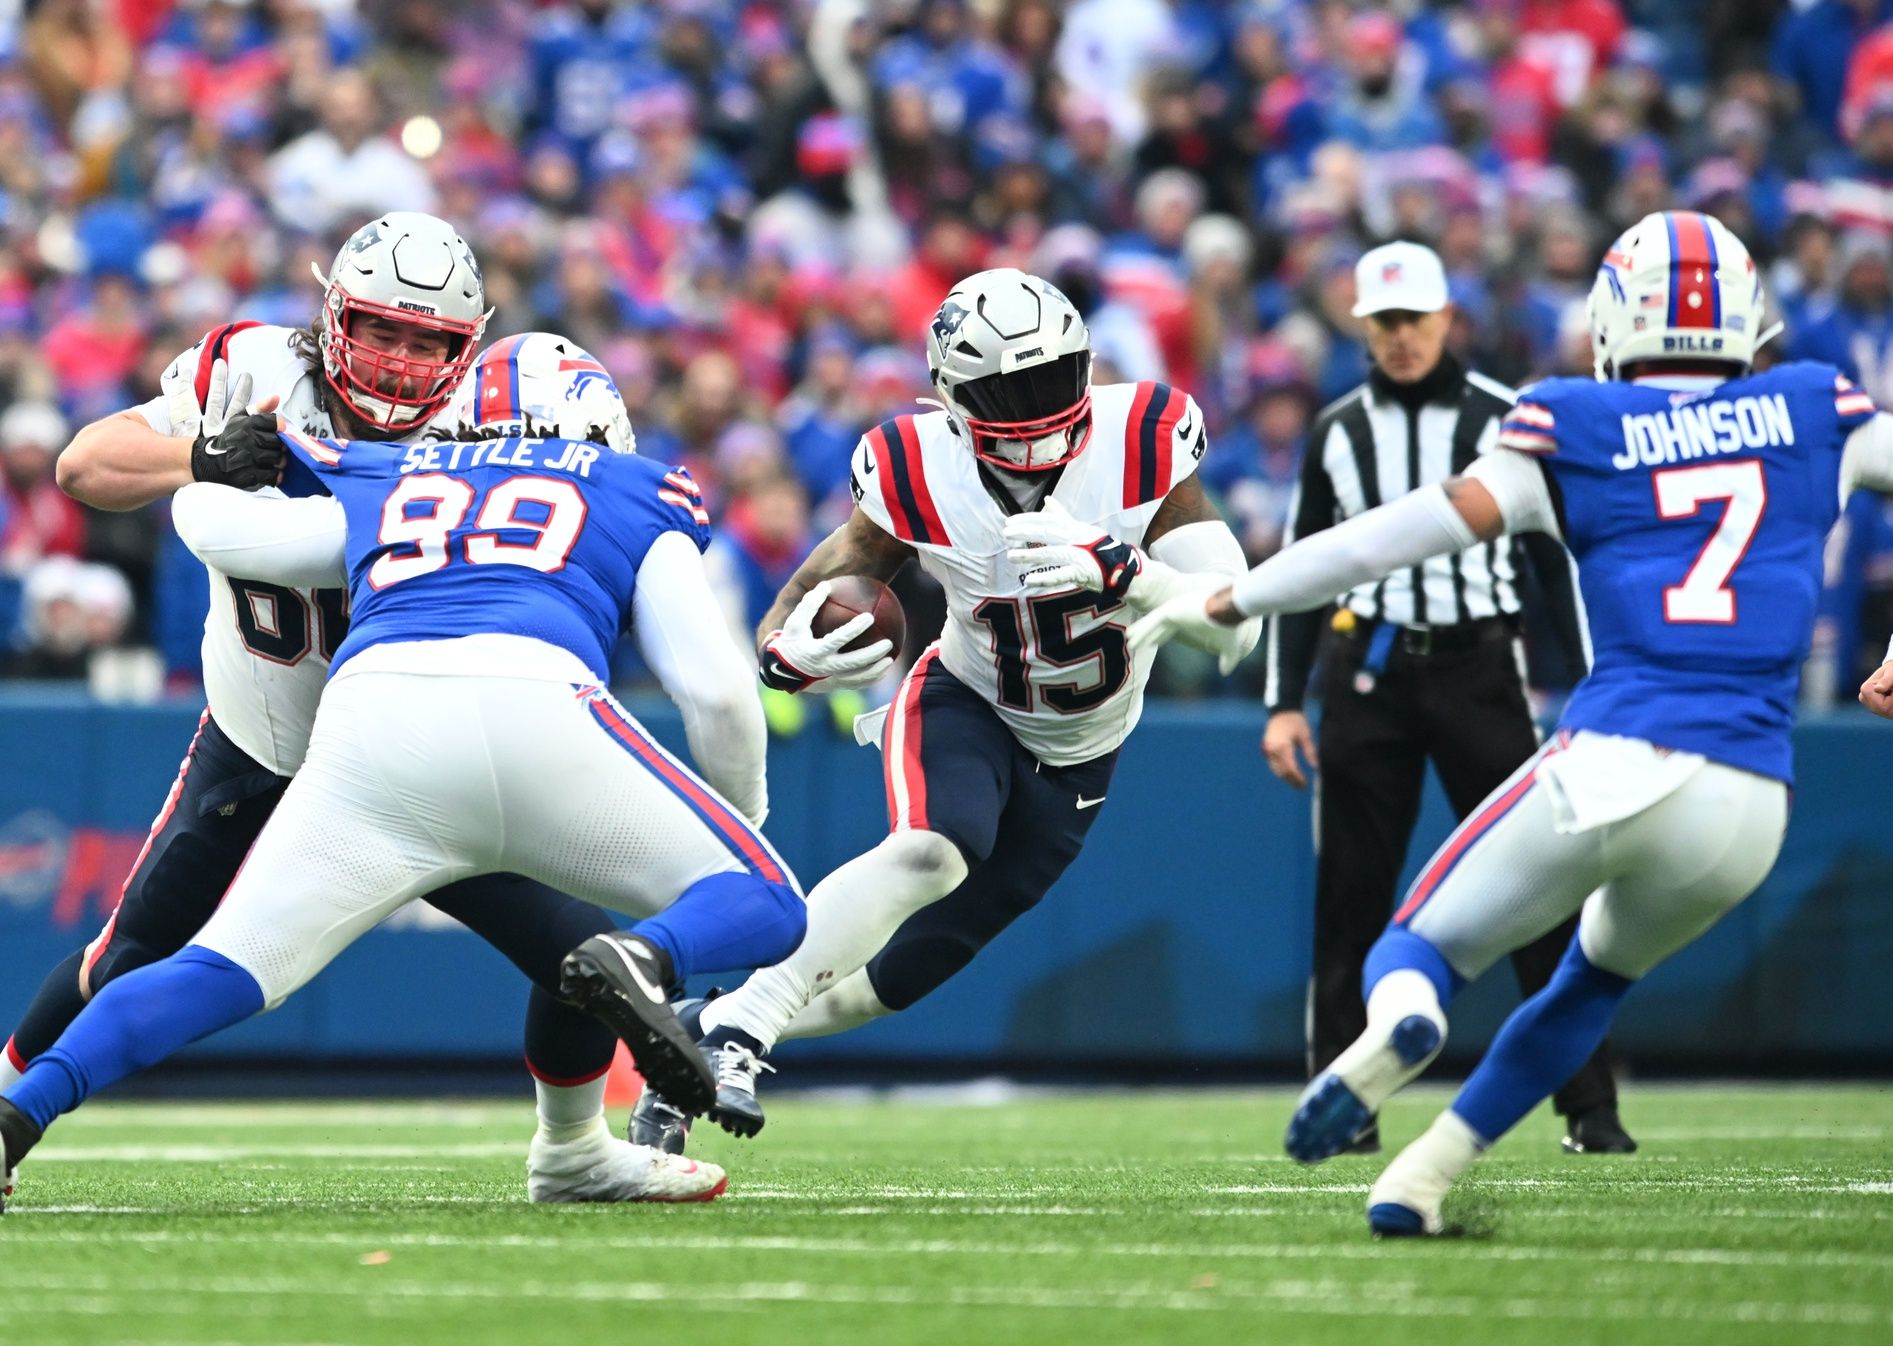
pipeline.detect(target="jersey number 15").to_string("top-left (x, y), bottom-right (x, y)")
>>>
top-left (369, 474), bottom-right (587, 590)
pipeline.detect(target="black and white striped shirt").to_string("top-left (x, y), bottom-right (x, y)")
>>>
top-left (1263, 356), bottom-right (1588, 711)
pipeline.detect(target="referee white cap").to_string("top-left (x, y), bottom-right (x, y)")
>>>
top-left (1352, 241), bottom-right (1449, 317)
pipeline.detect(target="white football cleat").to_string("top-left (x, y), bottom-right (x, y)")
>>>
top-left (1365, 1111), bottom-right (1487, 1238)
top-left (527, 1119), bottom-right (727, 1204)
top-left (1285, 1012), bottom-right (1444, 1163)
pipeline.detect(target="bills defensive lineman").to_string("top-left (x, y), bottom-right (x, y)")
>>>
top-left (4, 216), bottom-right (658, 1203)
top-left (1132, 211), bottom-right (1893, 1235)
top-left (0, 336), bottom-right (807, 1206)
top-left (634, 269), bottom-right (1261, 1144)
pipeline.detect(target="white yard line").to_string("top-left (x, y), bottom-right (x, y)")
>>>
top-left (11, 1227), bottom-right (1893, 1273)
top-left (4, 1271), bottom-right (1889, 1329)
top-left (31, 1142), bottom-right (525, 1161)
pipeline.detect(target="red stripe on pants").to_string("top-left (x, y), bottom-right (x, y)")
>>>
top-left (884, 650), bottom-right (938, 831)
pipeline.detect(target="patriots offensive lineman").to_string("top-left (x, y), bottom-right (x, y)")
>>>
top-left (1132, 210), bottom-right (1893, 1236)
top-left (4, 216), bottom-right (654, 1203)
top-left (0, 336), bottom-right (806, 1206)
top-left (634, 268), bottom-right (1261, 1144)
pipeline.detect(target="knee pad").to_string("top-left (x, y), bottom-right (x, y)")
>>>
top-left (759, 878), bottom-right (808, 948)
top-left (878, 830), bottom-right (971, 896)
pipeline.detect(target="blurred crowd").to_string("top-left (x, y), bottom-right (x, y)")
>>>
top-left (4, 0), bottom-right (1893, 704)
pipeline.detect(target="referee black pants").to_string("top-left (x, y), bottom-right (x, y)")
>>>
top-left (1309, 625), bottom-right (1617, 1121)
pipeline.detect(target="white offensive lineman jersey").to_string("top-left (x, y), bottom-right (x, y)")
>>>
top-left (849, 380), bottom-right (1205, 766)
top-left (137, 323), bottom-right (438, 775)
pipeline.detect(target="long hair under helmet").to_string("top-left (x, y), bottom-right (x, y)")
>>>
top-left (926, 268), bottom-right (1093, 472)
top-left (313, 212), bottom-right (491, 432)
top-left (1587, 210), bottom-right (1779, 381)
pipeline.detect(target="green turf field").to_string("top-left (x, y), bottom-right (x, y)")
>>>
top-left (3, 1084), bottom-right (1889, 1346)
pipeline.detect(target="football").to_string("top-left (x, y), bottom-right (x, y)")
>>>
top-left (814, 575), bottom-right (906, 656)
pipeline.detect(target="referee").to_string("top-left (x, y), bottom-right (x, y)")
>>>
top-left (1264, 241), bottom-right (1634, 1155)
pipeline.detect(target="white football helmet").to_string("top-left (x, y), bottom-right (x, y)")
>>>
top-left (927, 267), bottom-right (1092, 472)
top-left (450, 331), bottom-right (636, 455)
top-left (1587, 210), bottom-right (1773, 380)
top-left (312, 212), bottom-right (492, 431)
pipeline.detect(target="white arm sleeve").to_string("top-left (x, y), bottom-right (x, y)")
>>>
top-left (1840, 412), bottom-right (1893, 502)
top-left (1231, 484), bottom-right (1479, 619)
top-left (1461, 448), bottom-right (1563, 539)
top-left (632, 530), bottom-right (770, 826)
top-left (1145, 520), bottom-right (1263, 663)
top-left (171, 483), bottom-right (348, 587)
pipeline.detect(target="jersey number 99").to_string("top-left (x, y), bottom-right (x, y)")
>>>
top-left (369, 473), bottom-right (588, 590)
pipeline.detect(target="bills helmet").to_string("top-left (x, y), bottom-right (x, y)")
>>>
top-left (450, 332), bottom-right (636, 455)
top-left (313, 212), bottom-right (491, 431)
top-left (1587, 211), bottom-right (1773, 381)
top-left (927, 268), bottom-right (1093, 472)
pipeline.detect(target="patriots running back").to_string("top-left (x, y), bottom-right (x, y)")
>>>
top-left (633, 268), bottom-right (1260, 1147)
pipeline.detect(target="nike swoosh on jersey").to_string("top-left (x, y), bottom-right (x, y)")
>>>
top-left (1076, 795), bottom-right (1106, 809)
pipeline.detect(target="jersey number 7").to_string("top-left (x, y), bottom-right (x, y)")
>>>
top-left (369, 473), bottom-right (587, 590)
top-left (1652, 460), bottom-right (1766, 624)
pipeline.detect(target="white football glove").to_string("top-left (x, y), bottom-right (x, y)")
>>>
top-left (758, 581), bottom-right (896, 693)
top-left (170, 357), bottom-right (253, 443)
top-left (1128, 589), bottom-right (1228, 664)
top-left (1002, 497), bottom-right (1145, 602)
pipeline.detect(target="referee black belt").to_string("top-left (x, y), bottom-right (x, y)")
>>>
top-left (1333, 613), bottom-right (1516, 657)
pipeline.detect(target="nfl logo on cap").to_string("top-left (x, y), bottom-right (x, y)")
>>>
top-left (1354, 241), bottom-right (1449, 317)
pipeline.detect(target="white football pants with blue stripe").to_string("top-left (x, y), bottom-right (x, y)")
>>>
top-left (193, 655), bottom-right (796, 1009)
top-left (1397, 732), bottom-right (1787, 983)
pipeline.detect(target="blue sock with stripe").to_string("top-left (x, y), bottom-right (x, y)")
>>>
top-left (1451, 938), bottom-right (1632, 1143)
top-left (2, 946), bottom-right (265, 1131)
top-left (1363, 926), bottom-right (1465, 1010)
top-left (633, 874), bottom-right (807, 980)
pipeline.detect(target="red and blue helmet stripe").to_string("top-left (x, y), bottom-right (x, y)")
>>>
top-left (472, 333), bottom-right (531, 427)
top-left (1664, 212), bottom-right (1721, 332)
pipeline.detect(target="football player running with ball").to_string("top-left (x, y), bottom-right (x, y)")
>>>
top-left (0, 335), bottom-right (807, 1207)
top-left (633, 269), bottom-right (1260, 1146)
top-left (1131, 211), bottom-right (1893, 1236)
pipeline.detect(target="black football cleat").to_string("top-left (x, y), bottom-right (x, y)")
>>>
top-left (560, 935), bottom-right (715, 1116)
top-left (1342, 1122), bottom-right (1382, 1156)
top-left (701, 1030), bottom-right (773, 1139)
top-left (1562, 1103), bottom-right (1638, 1154)
top-left (0, 1098), bottom-right (43, 1215)
top-left (625, 997), bottom-right (713, 1154)
top-left (629, 1088), bottom-right (692, 1154)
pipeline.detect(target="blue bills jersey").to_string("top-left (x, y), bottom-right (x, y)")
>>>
top-left (1497, 361), bottom-right (1878, 783)
top-left (279, 428), bottom-right (711, 678)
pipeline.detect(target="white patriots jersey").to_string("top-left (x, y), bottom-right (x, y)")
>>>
top-left (138, 323), bottom-right (437, 775)
top-left (849, 381), bottom-right (1206, 766)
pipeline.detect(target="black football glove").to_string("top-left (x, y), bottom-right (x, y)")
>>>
top-left (192, 411), bottom-right (285, 490)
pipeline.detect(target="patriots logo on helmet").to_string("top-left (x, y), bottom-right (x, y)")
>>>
top-left (343, 220), bottom-right (383, 258)
top-left (931, 300), bottom-right (971, 351)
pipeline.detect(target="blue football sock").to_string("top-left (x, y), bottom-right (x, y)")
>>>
top-left (1, 946), bottom-right (264, 1131)
top-left (1452, 939), bottom-right (1632, 1143)
top-left (632, 873), bottom-right (806, 980)
top-left (1363, 925), bottom-right (1465, 1010)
